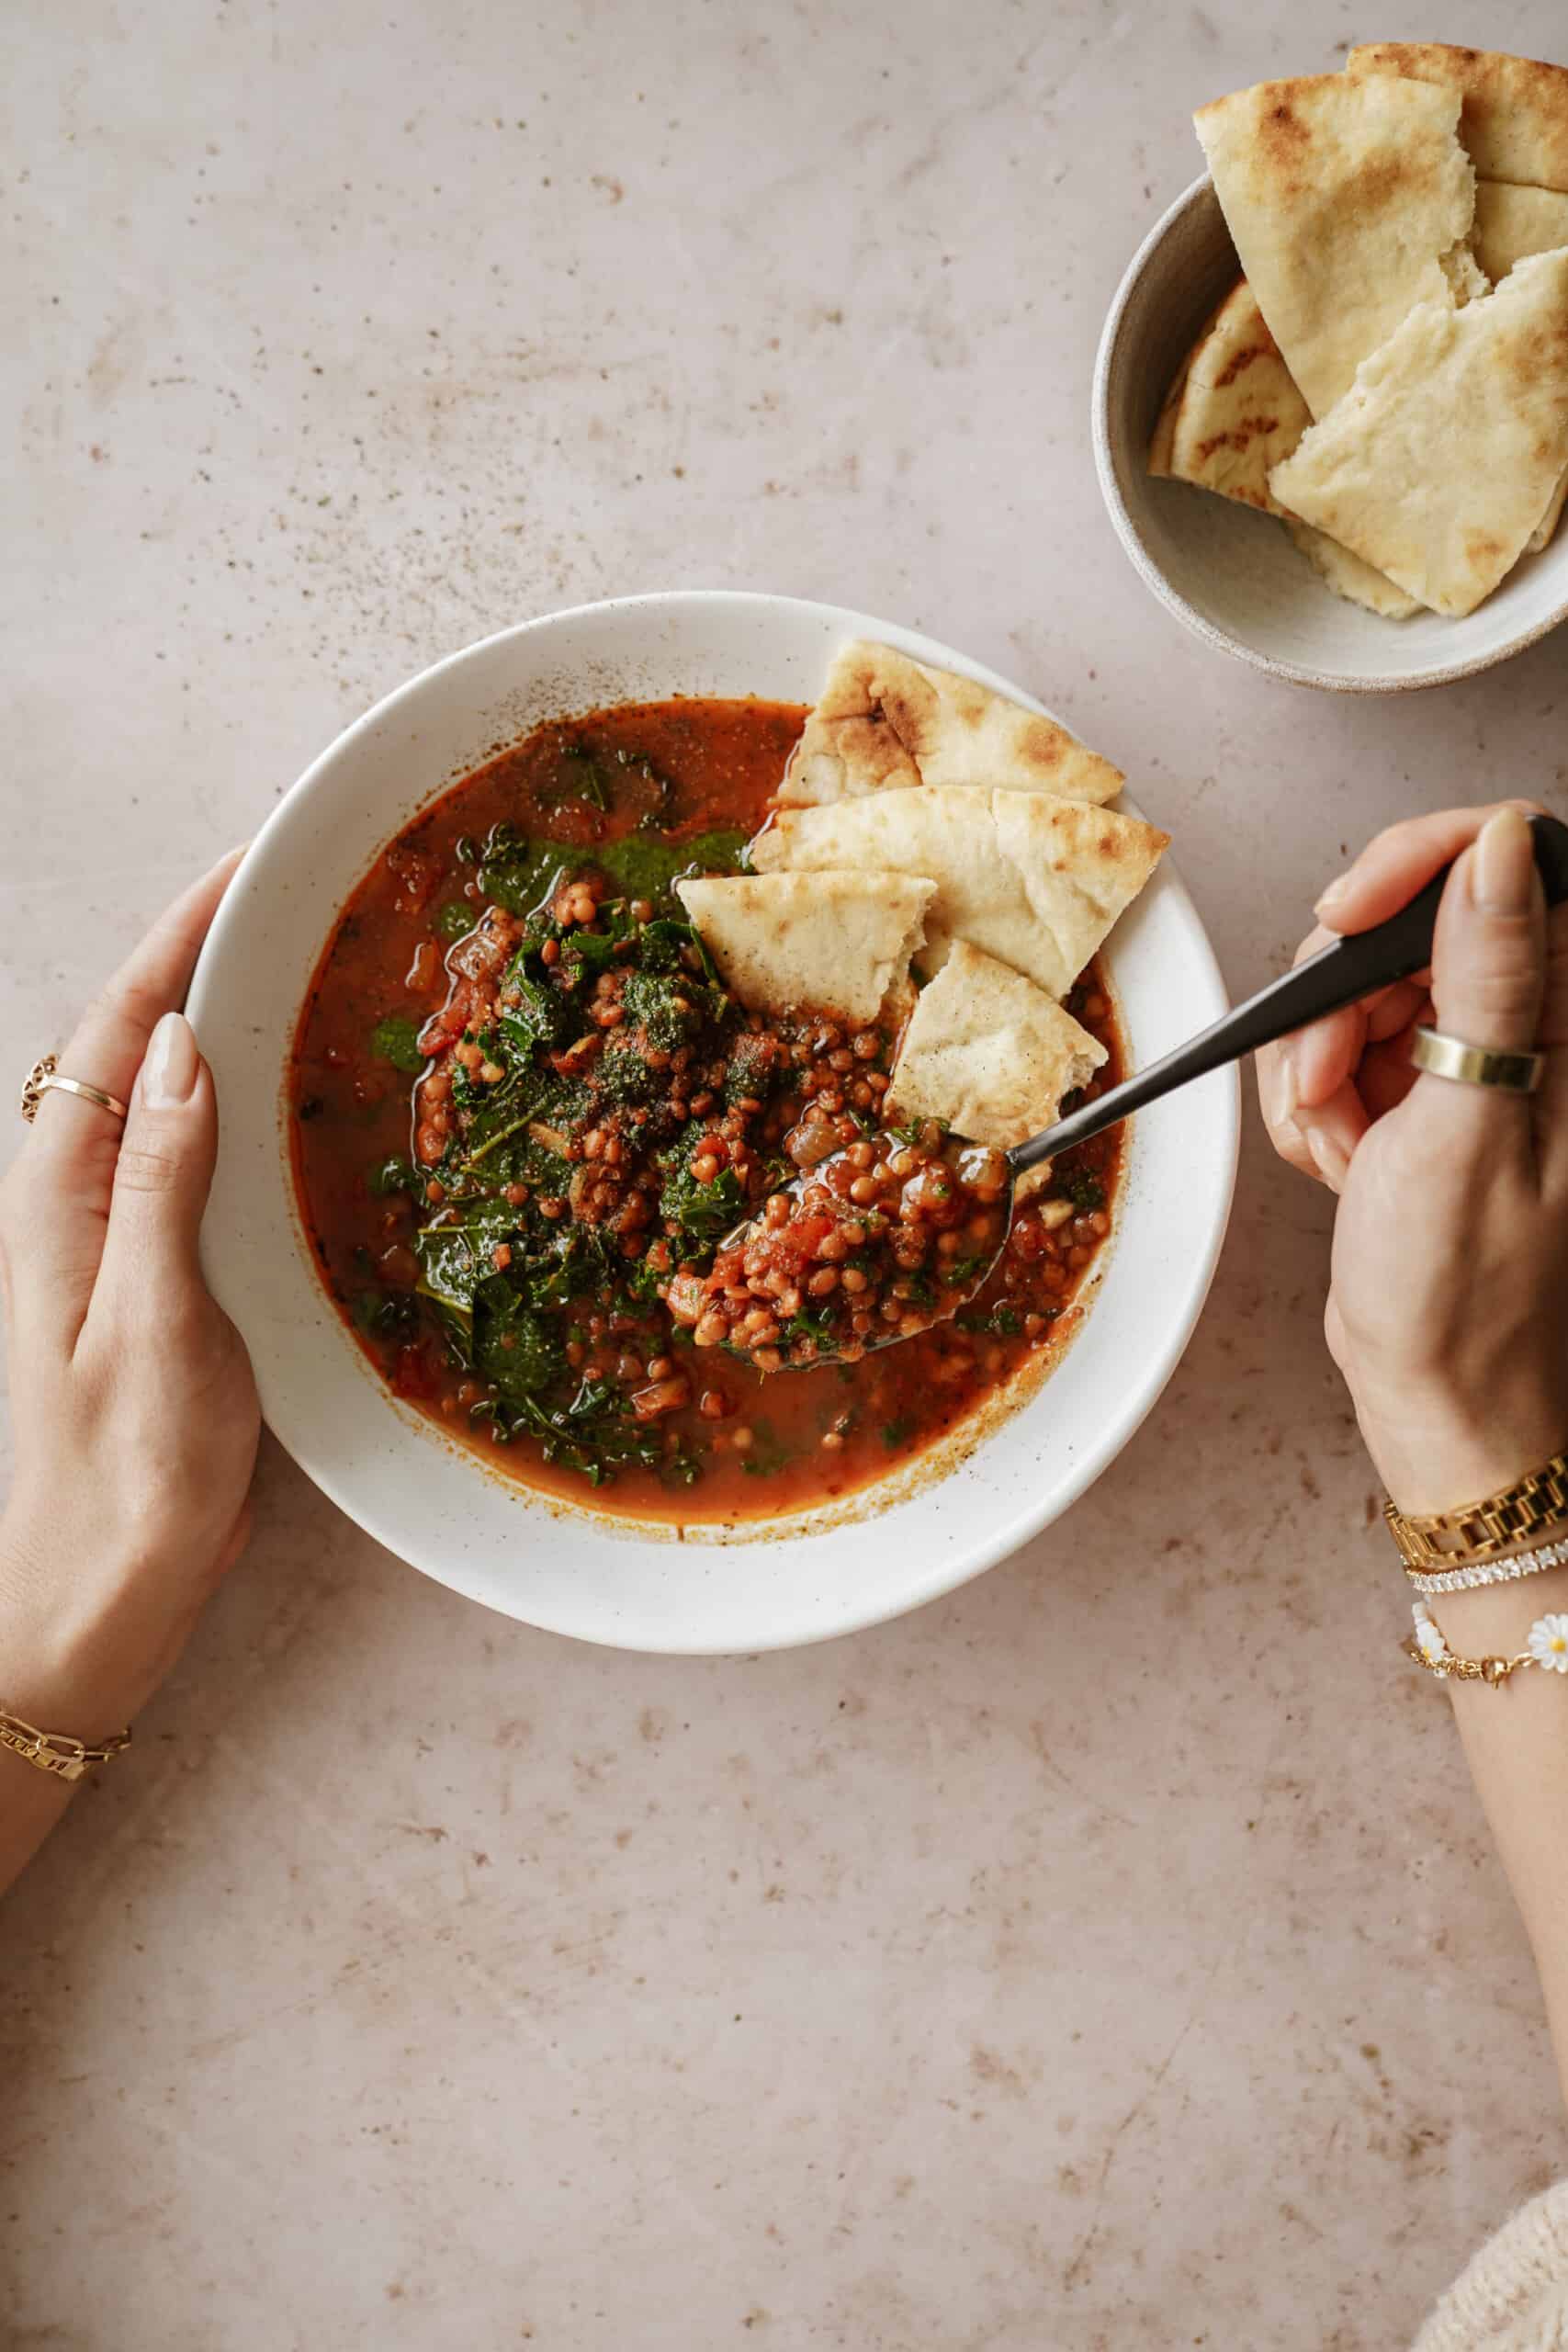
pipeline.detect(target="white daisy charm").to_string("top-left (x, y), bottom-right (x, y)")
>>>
top-left (1528, 1614), bottom-right (1568, 1672)
top-left (1412, 1603), bottom-right (1448, 1666)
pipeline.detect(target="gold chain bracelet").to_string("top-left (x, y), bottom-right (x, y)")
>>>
top-left (1384, 1449), bottom-right (1568, 1569)
top-left (0, 1702), bottom-right (132, 1782)
top-left (1405, 1601), bottom-right (1568, 1690)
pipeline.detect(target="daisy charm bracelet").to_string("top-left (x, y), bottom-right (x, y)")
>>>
top-left (1405, 1602), bottom-right (1568, 1690)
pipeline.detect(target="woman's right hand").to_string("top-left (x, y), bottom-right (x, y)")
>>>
top-left (1256, 803), bottom-right (1568, 1515)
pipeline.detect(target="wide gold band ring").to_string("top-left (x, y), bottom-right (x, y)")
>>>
top-left (1410, 1025), bottom-right (1544, 1097)
top-left (18, 1054), bottom-right (130, 1125)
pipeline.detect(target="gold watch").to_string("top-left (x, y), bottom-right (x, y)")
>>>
top-left (1384, 1449), bottom-right (1568, 1570)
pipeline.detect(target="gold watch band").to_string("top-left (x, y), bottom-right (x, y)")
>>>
top-left (0, 1704), bottom-right (132, 1782)
top-left (1383, 1450), bottom-right (1568, 1569)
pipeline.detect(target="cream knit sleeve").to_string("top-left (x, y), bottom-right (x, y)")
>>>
top-left (1414, 2182), bottom-right (1568, 2350)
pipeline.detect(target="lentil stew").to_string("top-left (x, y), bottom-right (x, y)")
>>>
top-left (289, 697), bottom-right (1124, 1525)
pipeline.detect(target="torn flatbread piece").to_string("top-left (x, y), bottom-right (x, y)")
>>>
top-left (780, 639), bottom-right (1122, 809)
top-left (750, 787), bottom-right (1167, 1002)
top-left (1346, 42), bottom-right (1568, 193)
top-left (886, 942), bottom-right (1107, 1166)
top-left (674, 871), bottom-right (932, 1026)
top-left (1285, 520), bottom-right (1424, 618)
top-left (1148, 278), bottom-right (1310, 514)
top-left (1194, 73), bottom-right (1477, 418)
top-left (1472, 182), bottom-right (1568, 282)
top-left (1269, 249), bottom-right (1568, 618)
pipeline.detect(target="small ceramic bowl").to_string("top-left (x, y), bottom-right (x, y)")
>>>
top-left (1093, 175), bottom-right (1568, 693)
top-left (186, 592), bottom-right (1237, 1654)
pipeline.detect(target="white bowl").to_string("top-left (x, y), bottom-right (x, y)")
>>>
top-left (1093, 175), bottom-right (1568, 693)
top-left (187, 592), bottom-right (1237, 1653)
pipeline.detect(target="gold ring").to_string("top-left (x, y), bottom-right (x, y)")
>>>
top-left (1410, 1025), bottom-right (1544, 1096)
top-left (19, 1054), bottom-right (130, 1126)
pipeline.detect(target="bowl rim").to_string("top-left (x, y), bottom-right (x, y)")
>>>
top-left (1091, 172), bottom-right (1568, 695)
top-left (187, 589), bottom-right (1241, 1650)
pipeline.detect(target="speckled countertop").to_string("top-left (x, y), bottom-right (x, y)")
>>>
top-left (5, 3), bottom-right (1568, 2346)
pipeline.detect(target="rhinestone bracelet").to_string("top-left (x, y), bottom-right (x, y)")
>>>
top-left (1406, 1600), bottom-right (1568, 1689)
top-left (1405, 1533), bottom-right (1568, 1596)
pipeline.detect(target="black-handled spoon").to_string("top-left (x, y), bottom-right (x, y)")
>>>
top-left (698, 814), bottom-right (1568, 1371)
top-left (1010, 808), bottom-right (1568, 1175)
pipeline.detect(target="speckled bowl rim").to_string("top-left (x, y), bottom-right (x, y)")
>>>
top-left (1091, 173), bottom-right (1568, 695)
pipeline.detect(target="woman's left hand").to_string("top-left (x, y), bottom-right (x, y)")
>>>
top-left (0, 853), bottom-right (260, 1744)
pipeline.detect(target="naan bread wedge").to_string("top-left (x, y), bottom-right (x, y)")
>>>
top-left (674, 871), bottom-right (932, 1025)
top-left (1285, 520), bottom-right (1424, 618)
top-left (750, 788), bottom-right (1167, 1002)
top-left (780, 639), bottom-right (1122, 809)
top-left (886, 942), bottom-right (1107, 1162)
top-left (1346, 43), bottom-right (1568, 193)
top-left (1193, 73), bottom-right (1477, 418)
top-left (1148, 278), bottom-right (1309, 514)
top-left (1472, 182), bottom-right (1568, 281)
top-left (1269, 249), bottom-right (1568, 618)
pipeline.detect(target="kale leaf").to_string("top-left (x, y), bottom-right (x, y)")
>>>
top-left (552, 742), bottom-right (609, 810)
top-left (471, 1276), bottom-right (563, 1402)
top-left (622, 967), bottom-right (708, 1054)
top-left (494, 1377), bottom-right (698, 1488)
top-left (368, 1154), bottom-right (420, 1197)
top-left (782, 1302), bottom-right (837, 1350)
top-left (514, 1224), bottom-right (618, 1310)
top-left (595, 1033), bottom-right (663, 1107)
top-left (498, 956), bottom-right (574, 1054)
top-left (659, 1135), bottom-right (745, 1240)
top-left (478, 823), bottom-right (568, 918)
top-left (472, 824), bottom-right (747, 928)
top-left (1057, 1170), bottom-right (1105, 1214)
top-left (413, 1202), bottom-right (519, 1312)
top-left (370, 1015), bottom-right (426, 1075)
top-left (588, 827), bottom-right (749, 909)
top-left (434, 899), bottom-right (477, 942)
top-left (352, 1287), bottom-right (417, 1340)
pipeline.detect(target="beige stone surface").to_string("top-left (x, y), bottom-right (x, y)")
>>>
top-left (4, 2), bottom-right (1568, 2345)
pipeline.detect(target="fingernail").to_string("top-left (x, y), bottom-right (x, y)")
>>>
top-left (1307, 1125), bottom-right (1349, 1190)
top-left (1314, 871), bottom-right (1351, 918)
top-left (1473, 806), bottom-right (1535, 915)
top-left (141, 1011), bottom-right (199, 1107)
top-left (1263, 1046), bottom-right (1298, 1133)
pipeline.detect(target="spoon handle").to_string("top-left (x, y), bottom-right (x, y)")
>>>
top-left (1010, 811), bottom-right (1568, 1176)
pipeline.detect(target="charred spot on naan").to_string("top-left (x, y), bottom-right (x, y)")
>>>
top-left (1213, 332), bottom-right (1282, 390)
top-left (1258, 97), bottom-right (1313, 179)
top-left (1193, 415), bottom-right (1295, 481)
